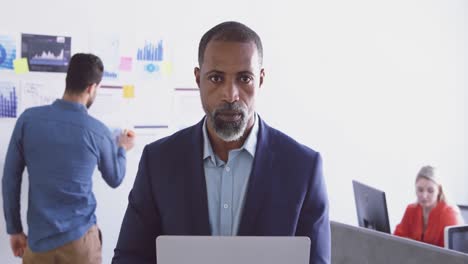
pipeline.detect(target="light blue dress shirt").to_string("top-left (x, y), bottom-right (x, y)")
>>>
top-left (202, 114), bottom-right (259, 236)
top-left (2, 99), bottom-right (126, 252)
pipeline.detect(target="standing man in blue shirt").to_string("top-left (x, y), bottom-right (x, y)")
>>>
top-left (113, 21), bottom-right (330, 264)
top-left (3, 53), bottom-right (135, 263)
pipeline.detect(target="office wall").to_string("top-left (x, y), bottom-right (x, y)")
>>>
top-left (0, 0), bottom-right (466, 263)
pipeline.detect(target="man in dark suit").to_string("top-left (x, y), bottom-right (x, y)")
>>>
top-left (112, 21), bottom-right (330, 264)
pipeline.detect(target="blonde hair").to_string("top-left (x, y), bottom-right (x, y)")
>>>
top-left (415, 165), bottom-right (446, 202)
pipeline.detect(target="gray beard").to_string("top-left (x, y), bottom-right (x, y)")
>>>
top-left (209, 102), bottom-right (248, 142)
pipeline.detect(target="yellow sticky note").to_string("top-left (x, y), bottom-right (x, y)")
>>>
top-left (161, 61), bottom-right (173, 76)
top-left (123, 85), bottom-right (135, 98)
top-left (13, 58), bottom-right (29, 74)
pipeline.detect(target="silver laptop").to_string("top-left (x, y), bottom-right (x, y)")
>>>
top-left (156, 236), bottom-right (310, 264)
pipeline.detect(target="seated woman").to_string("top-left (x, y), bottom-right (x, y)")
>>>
top-left (394, 166), bottom-right (464, 247)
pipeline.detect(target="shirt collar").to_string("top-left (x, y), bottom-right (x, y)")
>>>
top-left (203, 113), bottom-right (259, 162)
top-left (53, 99), bottom-right (88, 113)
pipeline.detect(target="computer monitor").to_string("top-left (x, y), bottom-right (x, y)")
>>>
top-left (445, 225), bottom-right (468, 254)
top-left (457, 205), bottom-right (468, 223)
top-left (352, 180), bottom-right (391, 233)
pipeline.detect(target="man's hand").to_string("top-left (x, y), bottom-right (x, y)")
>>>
top-left (10, 232), bottom-right (27, 257)
top-left (118, 129), bottom-right (136, 151)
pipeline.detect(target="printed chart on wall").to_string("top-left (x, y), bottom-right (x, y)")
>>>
top-left (132, 38), bottom-right (173, 79)
top-left (21, 81), bottom-right (60, 111)
top-left (0, 82), bottom-right (18, 118)
top-left (89, 33), bottom-right (120, 80)
top-left (172, 88), bottom-right (204, 131)
top-left (132, 123), bottom-right (172, 161)
top-left (0, 35), bottom-right (16, 70)
top-left (88, 84), bottom-right (130, 129)
top-left (21, 33), bottom-right (71, 72)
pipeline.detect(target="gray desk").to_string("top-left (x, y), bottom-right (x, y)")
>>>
top-left (331, 221), bottom-right (468, 264)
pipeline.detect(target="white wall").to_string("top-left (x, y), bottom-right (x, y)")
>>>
top-left (0, 0), bottom-right (466, 263)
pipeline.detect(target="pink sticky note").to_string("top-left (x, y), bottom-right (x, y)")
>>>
top-left (119, 57), bottom-right (132, 71)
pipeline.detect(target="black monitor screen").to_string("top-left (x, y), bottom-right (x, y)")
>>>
top-left (447, 226), bottom-right (468, 254)
top-left (352, 180), bottom-right (391, 233)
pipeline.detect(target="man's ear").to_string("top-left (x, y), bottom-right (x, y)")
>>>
top-left (259, 69), bottom-right (265, 88)
top-left (194, 67), bottom-right (201, 88)
top-left (86, 83), bottom-right (98, 95)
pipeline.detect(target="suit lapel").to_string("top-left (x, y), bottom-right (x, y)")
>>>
top-left (238, 118), bottom-right (274, 235)
top-left (183, 119), bottom-right (211, 235)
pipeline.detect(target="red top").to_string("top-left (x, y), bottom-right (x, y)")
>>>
top-left (394, 201), bottom-right (464, 247)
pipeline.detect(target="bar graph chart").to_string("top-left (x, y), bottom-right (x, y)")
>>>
top-left (0, 82), bottom-right (18, 118)
top-left (136, 40), bottom-right (164, 61)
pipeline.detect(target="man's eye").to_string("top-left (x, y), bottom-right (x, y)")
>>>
top-left (240, 75), bottom-right (252, 83)
top-left (209, 75), bottom-right (223, 82)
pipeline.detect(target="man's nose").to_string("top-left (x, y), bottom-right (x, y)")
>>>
top-left (222, 80), bottom-right (239, 103)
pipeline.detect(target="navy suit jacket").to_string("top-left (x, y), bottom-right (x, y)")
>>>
top-left (113, 117), bottom-right (330, 264)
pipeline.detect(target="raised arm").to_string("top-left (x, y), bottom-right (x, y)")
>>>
top-left (98, 129), bottom-right (134, 188)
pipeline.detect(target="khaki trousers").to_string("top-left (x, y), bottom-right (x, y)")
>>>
top-left (23, 225), bottom-right (102, 264)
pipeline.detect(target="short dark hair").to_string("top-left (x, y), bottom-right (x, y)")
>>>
top-left (65, 53), bottom-right (104, 94)
top-left (198, 21), bottom-right (263, 66)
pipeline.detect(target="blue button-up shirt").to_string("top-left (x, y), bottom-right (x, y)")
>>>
top-left (2, 99), bottom-right (126, 252)
top-left (202, 114), bottom-right (259, 236)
